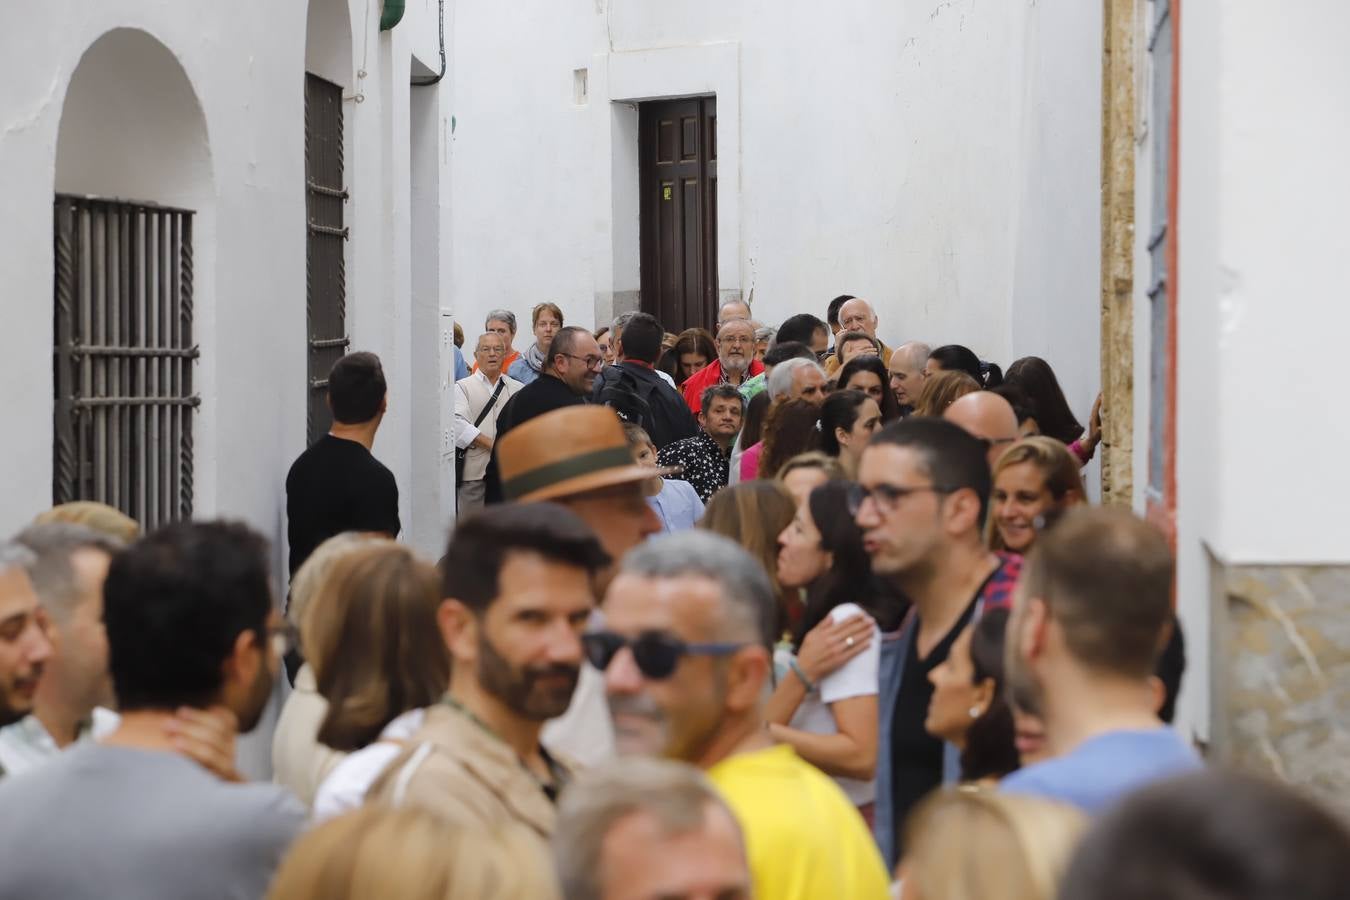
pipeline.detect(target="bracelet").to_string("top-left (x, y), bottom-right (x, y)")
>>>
top-left (789, 657), bottom-right (817, 693)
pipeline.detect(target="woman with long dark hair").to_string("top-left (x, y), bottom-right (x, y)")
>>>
top-left (769, 481), bottom-right (907, 819)
top-left (656, 327), bottom-right (717, 388)
top-left (1004, 356), bottom-right (1083, 444)
top-left (927, 344), bottom-right (1003, 389)
top-left (816, 390), bottom-right (882, 478)
top-left (924, 608), bottom-right (1020, 783)
top-left (836, 354), bottom-right (904, 422)
top-left (757, 399), bottom-right (823, 480)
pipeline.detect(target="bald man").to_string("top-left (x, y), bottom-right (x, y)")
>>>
top-left (717, 299), bottom-right (752, 327)
top-left (825, 298), bottom-right (892, 375)
top-left (943, 391), bottom-right (1021, 469)
top-left (888, 342), bottom-right (931, 414)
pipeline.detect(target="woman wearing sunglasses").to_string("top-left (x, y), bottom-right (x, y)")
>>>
top-left (768, 480), bottom-right (906, 823)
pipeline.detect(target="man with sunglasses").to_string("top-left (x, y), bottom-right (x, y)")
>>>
top-left (942, 390), bottom-right (1022, 470)
top-left (590, 530), bottom-right (890, 900)
top-left (368, 503), bottom-right (610, 840)
top-left (852, 418), bottom-right (1022, 871)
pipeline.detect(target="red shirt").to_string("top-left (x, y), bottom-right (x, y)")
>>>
top-left (681, 358), bottom-right (765, 413)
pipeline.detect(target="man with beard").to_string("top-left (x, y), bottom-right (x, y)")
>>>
top-left (1001, 507), bottom-right (1199, 812)
top-left (0, 542), bottom-right (51, 733)
top-left (368, 502), bottom-right (610, 839)
top-left (681, 319), bottom-right (764, 415)
top-left (852, 417), bottom-right (1021, 870)
top-left (0, 525), bottom-right (122, 777)
top-left (0, 522), bottom-right (304, 899)
top-left (592, 530), bottom-right (890, 900)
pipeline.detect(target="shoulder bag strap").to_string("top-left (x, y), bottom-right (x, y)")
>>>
top-left (473, 380), bottom-right (508, 429)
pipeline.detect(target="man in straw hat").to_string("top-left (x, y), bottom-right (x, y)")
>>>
top-left (493, 406), bottom-right (668, 765)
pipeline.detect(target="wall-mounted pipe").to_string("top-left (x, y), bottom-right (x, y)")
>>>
top-left (380, 0), bottom-right (406, 31)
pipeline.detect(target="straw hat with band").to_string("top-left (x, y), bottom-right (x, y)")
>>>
top-left (497, 406), bottom-right (680, 503)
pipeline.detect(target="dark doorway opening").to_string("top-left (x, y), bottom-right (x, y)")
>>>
top-left (639, 96), bottom-right (718, 334)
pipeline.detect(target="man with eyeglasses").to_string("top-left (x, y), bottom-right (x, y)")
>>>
top-left (591, 530), bottom-right (890, 900)
top-left (851, 418), bottom-right (1022, 871)
top-left (367, 503), bottom-right (611, 840)
top-left (487, 326), bottom-right (604, 502)
top-left (680, 319), bottom-right (765, 415)
top-left (454, 331), bottom-right (524, 513)
top-left (942, 390), bottom-right (1022, 470)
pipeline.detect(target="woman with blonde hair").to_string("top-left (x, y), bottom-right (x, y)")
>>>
top-left (987, 436), bottom-right (1084, 553)
top-left (268, 806), bottom-right (560, 900)
top-left (777, 451), bottom-right (845, 507)
top-left (271, 532), bottom-right (388, 806)
top-left (912, 370), bottom-right (981, 418)
top-left (699, 481), bottom-right (800, 640)
top-left (897, 790), bottom-right (1085, 900)
top-left (510, 301), bottom-right (565, 385)
top-left (306, 542), bottom-right (450, 821)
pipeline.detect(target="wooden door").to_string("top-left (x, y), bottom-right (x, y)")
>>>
top-left (640, 97), bottom-right (718, 333)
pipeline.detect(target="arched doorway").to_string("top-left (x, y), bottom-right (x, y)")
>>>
top-left (53, 28), bottom-right (213, 529)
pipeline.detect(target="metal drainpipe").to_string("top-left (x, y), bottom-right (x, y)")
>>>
top-left (380, 0), bottom-right (406, 31)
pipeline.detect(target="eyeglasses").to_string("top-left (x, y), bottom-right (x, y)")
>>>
top-left (561, 353), bottom-right (605, 370)
top-left (582, 630), bottom-right (746, 680)
top-left (846, 481), bottom-right (955, 517)
top-left (719, 336), bottom-right (753, 347)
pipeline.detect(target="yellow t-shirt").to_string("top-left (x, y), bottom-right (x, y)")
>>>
top-left (708, 744), bottom-right (891, 900)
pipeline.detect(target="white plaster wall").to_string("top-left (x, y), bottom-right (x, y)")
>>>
top-left (451, 0), bottom-right (1102, 389)
top-left (1175, 0), bottom-right (1350, 740)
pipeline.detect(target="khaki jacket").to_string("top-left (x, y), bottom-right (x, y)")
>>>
top-left (366, 701), bottom-right (571, 839)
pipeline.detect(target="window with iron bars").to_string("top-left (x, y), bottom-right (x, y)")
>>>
top-left (53, 195), bottom-right (199, 530)
top-left (305, 72), bottom-right (350, 443)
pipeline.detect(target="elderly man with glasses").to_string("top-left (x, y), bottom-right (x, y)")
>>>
top-left (850, 417), bottom-right (1022, 872)
top-left (680, 319), bottom-right (765, 415)
top-left (591, 530), bottom-right (890, 900)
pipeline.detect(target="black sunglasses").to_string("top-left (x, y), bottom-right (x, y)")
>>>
top-left (582, 630), bottom-right (746, 680)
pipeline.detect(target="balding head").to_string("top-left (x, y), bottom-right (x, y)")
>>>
top-left (944, 391), bottom-right (1020, 469)
top-left (838, 298), bottom-right (879, 339)
top-left (717, 299), bottom-right (752, 326)
top-left (889, 341), bottom-right (931, 408)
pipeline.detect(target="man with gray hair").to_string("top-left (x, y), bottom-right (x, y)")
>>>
top-left (717, 297), bottom-right (752, 326)
top-left (553, 757), bottom-right (751, 900)
top-left (766, 357), bottom-right (828, 405)
top-left (681, 319), bottom-right (765, 414)
top-left (480, 308), bottom-right (522, 374)
top-left (889, 340), bottom-right (931, 415)
top-left (587, 531), bottom-right (890, 899)
top-left (826, 297), bottom-right (893, 376)
top-left (0, 543), bottom-right (50, 734)
top-left (0, 525), bottom-right (122, 776)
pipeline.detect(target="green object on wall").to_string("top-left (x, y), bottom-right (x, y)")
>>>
top-left (379, 0), bottom-right (406, 31)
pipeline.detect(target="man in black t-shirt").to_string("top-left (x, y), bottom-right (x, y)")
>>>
top-left (852, 417), bottom-right (1019, 870)
top-left (285, 352), bottom-right (400, 578)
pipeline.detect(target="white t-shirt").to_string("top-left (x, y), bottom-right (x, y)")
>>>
top-left (773, 603), bottom-right (880, 806)
top-left (310, 708), bottom-right (426, 822)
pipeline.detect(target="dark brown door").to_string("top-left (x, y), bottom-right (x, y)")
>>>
top-left (640, 97), bottom-right (718, 333)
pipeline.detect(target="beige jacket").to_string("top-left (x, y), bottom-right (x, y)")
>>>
top-left (366, 701), bottom-right (572, 839)
top-left (271, 664), bottom-right (345, 807)
top-left (454, 371), bottom-right (523, 482)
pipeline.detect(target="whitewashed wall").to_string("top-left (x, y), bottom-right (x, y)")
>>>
top-left (1172, 0), bottom-right (1350, 739)
top-left (450, 0), bottom-right (1101, 423)
top-left (0, 0), bottom-right (455, 562)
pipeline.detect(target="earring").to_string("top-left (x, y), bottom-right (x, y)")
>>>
top-left (968, 705), bottom-right (983, 719)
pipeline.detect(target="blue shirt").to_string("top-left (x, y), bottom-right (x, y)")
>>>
top-left (1000, 727), bottom-right (1201, 814)
top-left (453, 346), bottom-right (470, 382)
top-left (648, 479), bottom-right (704, 531)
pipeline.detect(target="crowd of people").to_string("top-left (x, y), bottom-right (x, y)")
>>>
top-left (0, 294), bottom-right (1348, 899)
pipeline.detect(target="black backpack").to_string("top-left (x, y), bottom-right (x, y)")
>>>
top-left (596, 365), bottom-right (655, 430)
